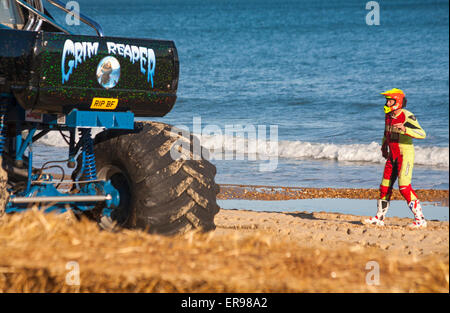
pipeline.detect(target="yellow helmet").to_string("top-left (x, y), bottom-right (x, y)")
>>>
top-left (381, 88), bottom-right (407, 114)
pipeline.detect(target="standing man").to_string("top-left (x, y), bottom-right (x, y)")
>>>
top-left (363, 88), bottom-right (427, 229)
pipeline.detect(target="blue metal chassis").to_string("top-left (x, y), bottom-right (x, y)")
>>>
top-left (1, 94), bottom-right (134, 216)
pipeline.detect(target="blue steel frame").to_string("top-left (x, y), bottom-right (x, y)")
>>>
top-left (1, 94), bottom-right (134, 215)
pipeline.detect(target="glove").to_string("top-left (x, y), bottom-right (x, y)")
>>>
top-left (381, 144), bottom-right (389, 159)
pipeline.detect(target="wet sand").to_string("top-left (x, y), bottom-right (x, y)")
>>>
top-left (218, 184), bottom-right (449, 205)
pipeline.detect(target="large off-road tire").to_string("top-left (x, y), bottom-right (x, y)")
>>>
top-left (82, 121), bottom-right (220, 235)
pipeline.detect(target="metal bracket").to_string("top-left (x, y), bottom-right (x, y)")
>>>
top-left (66, 109), bottom-right (135, 130)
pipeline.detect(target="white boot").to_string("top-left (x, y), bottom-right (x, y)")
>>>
top-left (408, 199), bottom-right (427, 229)
top-left (363, 200), bottom-right (389, 226)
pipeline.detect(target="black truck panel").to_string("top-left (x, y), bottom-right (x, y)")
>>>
top-left (0, 29), bottom-right (179, 117)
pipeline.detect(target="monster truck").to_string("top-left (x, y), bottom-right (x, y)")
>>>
top-left (0, 0), bottom-right (220, 235)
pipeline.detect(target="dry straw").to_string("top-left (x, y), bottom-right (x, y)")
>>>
top-left (0, 209), bottom-right (448, 292)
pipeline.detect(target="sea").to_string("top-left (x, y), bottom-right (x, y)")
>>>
top-left (36, 0), bottom-right (449, 190)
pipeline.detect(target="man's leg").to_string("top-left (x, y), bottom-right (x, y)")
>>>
top-left (380, 158), bottom-right (397, 202)
top-left (398, 152), bottom-right (426, 228)
top-left (363, 158), bottom-right (397, 225)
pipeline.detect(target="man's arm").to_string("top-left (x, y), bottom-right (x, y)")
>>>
top-left (381, 135), bottom-right (388, 158)
top-left (403, 114), bottom-right (426, 139)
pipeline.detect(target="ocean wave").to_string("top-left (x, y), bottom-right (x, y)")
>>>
top-left (34, 131), bottom-right (449, 168)
top-left (199, 134), bottom-right (449, 168)
top-left (275, 140), bottom-right (449, 168)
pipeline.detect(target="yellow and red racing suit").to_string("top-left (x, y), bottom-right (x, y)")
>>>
top-left (380, 109), bottom-right (426, 203)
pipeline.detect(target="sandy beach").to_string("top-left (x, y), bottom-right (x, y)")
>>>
top-left (215, 208), bottom-right (449, 258)
top-left (215, 185), bottom-right (449, 258)
top-left (216, 185), bottom-right (449, 256)
top-left (0, 185), bottom-right (448, 293)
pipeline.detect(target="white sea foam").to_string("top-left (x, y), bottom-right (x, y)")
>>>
top-left (34, 131), bottom-right (449, 168)
top-left (275, 140), bottom-right (449, 168)
top-left (199, 134), bottom-right (449, 168)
